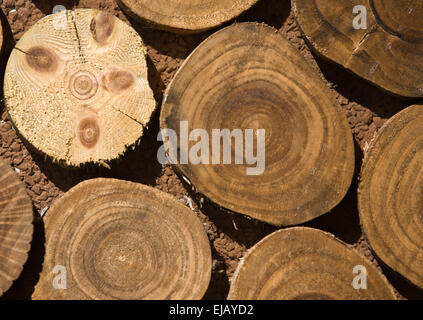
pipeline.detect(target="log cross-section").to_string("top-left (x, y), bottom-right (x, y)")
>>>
top-left (32, 179), bottom-right (212, 300)
top-left (0, 160), bottom-right (33, 297)
top-left (293, 0), bottom-right (423, 97)
top-left (160, 22), bottom-right (355, 226)
top-left (4, 9), bottom-right (156, 166)
top-left (117, 0), bottom-right (259, 33)
top-left (228, 227), bottom-right (396, 300)
top-left (359, 104), bottom-right (423, 289)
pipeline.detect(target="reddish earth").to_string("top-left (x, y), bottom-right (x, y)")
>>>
top-left (0, 0), bottom-right (422, 300)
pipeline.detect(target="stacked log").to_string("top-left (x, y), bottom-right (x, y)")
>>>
top-left (160, 22), bottom-right (355, 226)
top-left (3, 9), bottom-right (156, 167)
top-left (358, 105), bottom-right (423, 289)
top-left (117, 0), bottom-right (259, 33)
top-left (293, 0), bottom-right (423, 97)
top-left (32, 179), bottom-right (211, 300)
top-left (228, 227), bottom-right (396, 300)
top-left (1, 3), bottom-right (422, 300)
top-left (0, 160), bottom-right (33, 296)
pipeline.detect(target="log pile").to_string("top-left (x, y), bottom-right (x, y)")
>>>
top-left (117, 0), bottom-right (259, 33)
top-left (1, 3), bottom-right (422, 300)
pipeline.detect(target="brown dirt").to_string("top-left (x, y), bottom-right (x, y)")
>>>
top-left (0, 0), bottom-right (422, 300)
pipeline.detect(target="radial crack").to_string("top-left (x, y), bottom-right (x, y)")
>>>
top-left (345, 23), bottom-right (379, 67)
top-left (71, 11), bottom-right (86, 64)
top-left (110, 105), bottom-right (145, 128)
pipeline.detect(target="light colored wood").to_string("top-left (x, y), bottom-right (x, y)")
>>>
top-left (0, 160), bottom-right (33, 296)
top-left (32, 178), bottom-right (211, 300)
top-left (228, 227), bottom-right (396, 300)
top-left (4, 9), bottom-right (156, 166)
top-left (0, 12), bottom-right (3, 53)
top-left (358, 104), bottom-right (423, 289)
top-left (160, 22), bottom-right (355, 226)
top-left (293, 0), bottom-right (423, 97)
top-left (116, 0), bottom-right (259, 33)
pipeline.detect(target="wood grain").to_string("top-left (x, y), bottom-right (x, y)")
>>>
top-left (228, 227), bottom-right (396, 300)
top-left (293, 0), bottom-right (423, 97)
top-left (4, 9), bottom-right (156, 166)
top-left (358, 104), bottom-right (423, 289)
top-left (0, 10), bottom-right (3, 54)
top-left (0, 160), bottom-right (33, 297)
top-left (116, 0), bottom-right (259, 33)
top-left (32, 178), bottom-right (211, 300)
top-left (160, 22), bottom-right (355, 226)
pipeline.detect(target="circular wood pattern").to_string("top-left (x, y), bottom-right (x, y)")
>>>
top-left (0, 160), bottom-right (33, 296)
top-left (32, 178), bottom-right (211, 300)
top-left (358, 104), bottom-right (423, 289)
top-left (293, 0), bottom-right (423, 97)
top-left (116, 0), bottom-right (259, 33)
top-left (160, 22), bottom-right (355, 226)
top-left (228, 227), bottom-right (396, 300)
top-left (4, 9), bottom-right (156, 166)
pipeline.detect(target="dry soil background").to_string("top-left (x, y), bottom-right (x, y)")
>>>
top-left (0, 0), bottom-right (422, 300)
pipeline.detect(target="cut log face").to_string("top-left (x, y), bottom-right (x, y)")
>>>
top-left (0, 160), bottom-right (33, 296)
top-left (358, 104), bottom-right (423, 289)
top-left (4, 9), bottom-right (156, 166)
top-left (0, 12), bottom-right (3, 54)
top-left (228, 227), bottom-right (396, 300)
top-left (160, 23), bottom-right (355, 226)
top-left (293, 0), bottom-right (423, 98)
top-left (116, 0), bottom-right (259, 33)
top-left (32, 179), bottom-right (211, 300)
